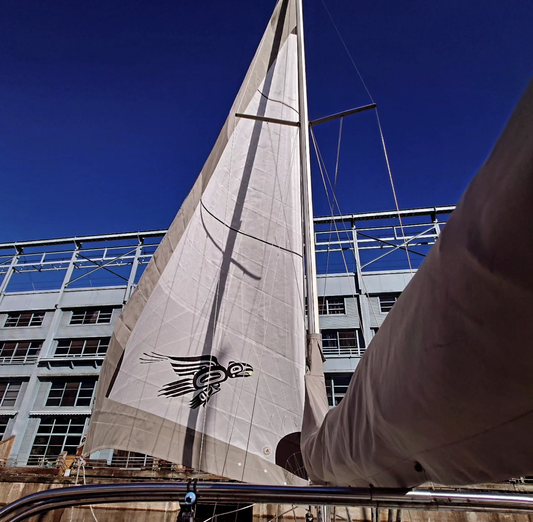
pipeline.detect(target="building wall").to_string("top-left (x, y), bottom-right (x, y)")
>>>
top-left (0, 207), bottom-right (452, 465)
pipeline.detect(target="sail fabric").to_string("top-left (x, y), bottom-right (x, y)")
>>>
top-left (85, 0), bottom-right (306, 485)
top-left (301, 333), bottom-right (329, 480)
top-left (302, 77), bottom-right (533, 487)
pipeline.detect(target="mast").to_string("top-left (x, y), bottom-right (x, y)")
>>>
top-left (295, 0), bottom-right (320, 336)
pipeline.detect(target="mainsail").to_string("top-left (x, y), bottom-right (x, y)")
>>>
top-left (302, 78), bottom-right (533, 487)
top-left (85, 0), bottom-right (308, 485)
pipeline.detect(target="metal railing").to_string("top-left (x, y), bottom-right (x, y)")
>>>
top-left (0, 355), bottom-right (39, 365)
top-left (108, 455), bottom-right (155, 469)
top-left (322, 345), bottom-right (365, 357)
top-left (25, 454), bottom-right (62, 467)
top-left (3, 483), bottom-right (533, 522)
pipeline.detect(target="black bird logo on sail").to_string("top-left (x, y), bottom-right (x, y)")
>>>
top-left (140, 353), bottom-right (253, 409)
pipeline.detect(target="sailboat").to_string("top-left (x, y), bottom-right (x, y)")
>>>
top-left (80, 0), bottom-right (533, 491)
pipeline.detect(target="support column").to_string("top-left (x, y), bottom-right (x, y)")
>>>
top-left (9, 244), bottom-right (80, 464)
top-left (433, 214), bottom-right (442, 236)
top-left (352, 225), bottom-right (373, 347)
top-left (0, 248), bottom-right (21, 306)
top-left (124, 240), bottom-right (143, 303)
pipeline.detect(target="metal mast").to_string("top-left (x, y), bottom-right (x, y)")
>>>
top-left (295, 0), bottom-right (320, 336)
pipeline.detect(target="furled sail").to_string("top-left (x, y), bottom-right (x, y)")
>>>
top-left (302, 78), bottom-right (533, 487)
top-left (85, 0), bottom-right (307, 485)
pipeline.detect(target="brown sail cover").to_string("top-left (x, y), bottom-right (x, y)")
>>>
top-left (302, 78), bottom-right (533, 487)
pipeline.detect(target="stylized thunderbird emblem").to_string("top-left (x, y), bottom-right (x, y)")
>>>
top-left (140, 353), bottom-right (253, 409)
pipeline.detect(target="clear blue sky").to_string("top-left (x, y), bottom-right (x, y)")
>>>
top-left (1, 0), bottom-right (532, 242)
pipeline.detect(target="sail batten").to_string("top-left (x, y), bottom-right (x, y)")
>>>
top-left (85, 0), bottom-right (306, 485)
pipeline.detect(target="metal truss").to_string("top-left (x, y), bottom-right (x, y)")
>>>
top-left (0, 206), bottom-right (456, 298)
top-left (0, 230), bottom-right (166, 299)
top-left (314, 205), bottom-right (454, 274)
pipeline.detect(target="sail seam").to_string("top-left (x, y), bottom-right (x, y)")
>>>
top-left (257, 88), bottom-right (299, 115)
top-left (200, 200), bottom-right (302, 258)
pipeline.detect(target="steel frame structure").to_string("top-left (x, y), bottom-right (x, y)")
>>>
top-left (0, 230), bottom-right (166, 303)
top-left (314, 206), bottom-right (454, 275)
top-left (0, 206), bottom-right (455, 300)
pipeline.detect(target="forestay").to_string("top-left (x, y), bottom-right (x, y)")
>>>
top-left (85, 0), bottom-right (307, 485)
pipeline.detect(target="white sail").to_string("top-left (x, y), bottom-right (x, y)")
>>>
top-left (302, 77), bottom-right (533, 487)
top-left (85, 0), bottom-right (307, 485)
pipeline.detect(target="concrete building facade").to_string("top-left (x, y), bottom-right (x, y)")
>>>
top-left (0, 206), bottom-right (453, 467)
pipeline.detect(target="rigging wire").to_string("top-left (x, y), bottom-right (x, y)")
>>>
top-left (310, 128), bottom-right (378, 351)
top-left (202, 503), bottom-right (255, 522)
top-left (321, 119), bottom-right (344, 300)
top-left (310, 127), bottom-right (383, 348)
top-left (319, 0), bottom-right (415, 274)
top-left (203, 504), bottom-right (299, 522)
top-left (333, 118), bottom-right (343, 194)
top-left (319, 0), bottom-right (374, 104)
top-left (374, 109), bottom-right (414, 274)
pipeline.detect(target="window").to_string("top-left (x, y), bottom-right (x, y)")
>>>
top-left (325, 373), bottom-right (352, 407)
top-left (318, 297), bottom-right (346, 315)
top-left (46, 379), bottom-right (97, 407)
top-left (4, 311), bottom-right (45, 328)
top-left (0, 381), bottom-right (22, 407)
top-left (379, 294), bottom-right (400, 313)
top-left (70, 308), bottom-right (113, 325)
top-left (322, 329), bottom-right (366, 357)
top-left (0, 341), bottom-right (42, 364)
top-left (55, 338), bottom-right (110, 358)
top-left (0, 416), bottom-right (9, 440)
top-left (29, 415), bottom-right (88, 465)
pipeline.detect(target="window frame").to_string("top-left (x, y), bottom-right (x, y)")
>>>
top-left (69, 308), bottom-right (113, 326)
top-left (4, 311), bottom-right (45, 328)
top-left (29, 415), bottom-right (88, 465)
top-left (322, 329), bottom-right (366, 357)
top-left (318, 296), bottom-right (346, 316)
top-left (325, 373), bottom-right (353, 407)
top-left (0, 341), bottom-right (42, 364)
top-left (45, 378), bottom-right (98, 408)
top-left (0, 416), bottom-right (9, 440)
top-left (0, 381), bottom-right (23, 408)
top-left (54, 338), bottom-right (110, 358)
top-left (378, 293), bottom-right (401, 313)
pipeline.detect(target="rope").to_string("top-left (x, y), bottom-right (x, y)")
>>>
top-left (71, 457), bottom-right (100, 522)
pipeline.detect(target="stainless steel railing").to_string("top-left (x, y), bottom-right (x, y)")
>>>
top-left (2, 483), bottom-right (533, 522)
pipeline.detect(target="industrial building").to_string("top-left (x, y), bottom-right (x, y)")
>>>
top-left (0, 205), bottom-right (453, 467)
